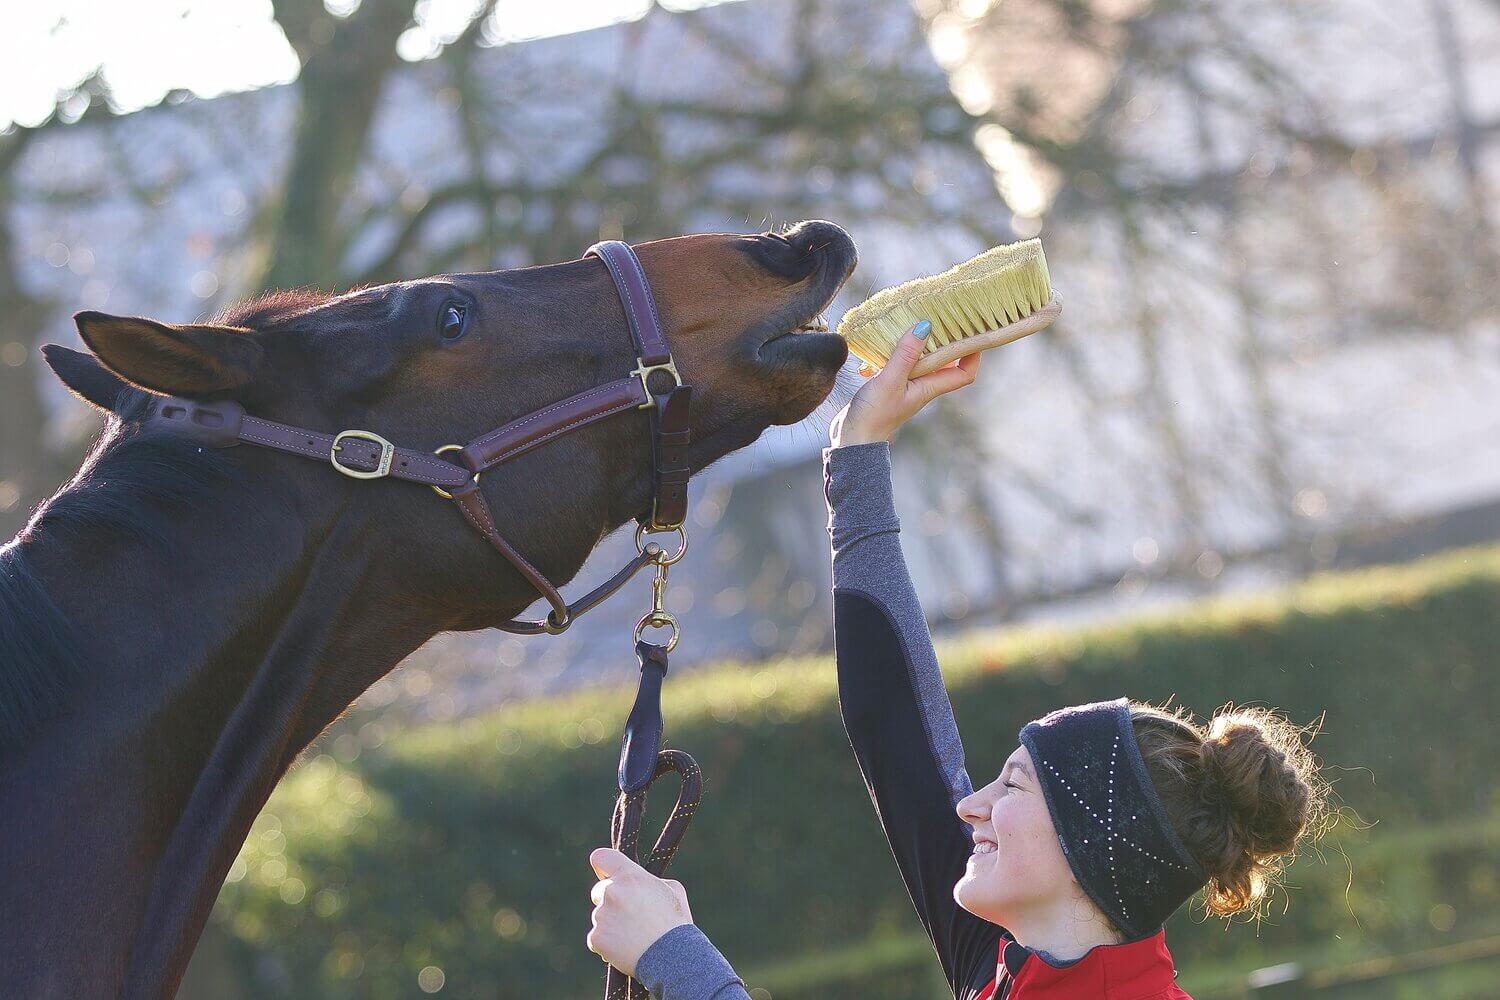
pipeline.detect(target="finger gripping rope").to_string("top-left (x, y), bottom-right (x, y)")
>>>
top-left (605, 640), bottom-right (703, 1000)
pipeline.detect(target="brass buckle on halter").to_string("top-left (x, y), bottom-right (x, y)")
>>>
top-left (631, 357), bottom-right (682, 409)
top-left (330, 429), bottom-right (395, 480)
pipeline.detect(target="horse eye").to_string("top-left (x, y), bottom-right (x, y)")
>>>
top-left (438, 303), bottom-right (468, 342)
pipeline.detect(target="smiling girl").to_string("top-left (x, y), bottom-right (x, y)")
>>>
top-left (588, 322), bottom-right (1329, 999)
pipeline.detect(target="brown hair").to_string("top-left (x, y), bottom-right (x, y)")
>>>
top-left (1130, 702), bottom-right (1330, 918)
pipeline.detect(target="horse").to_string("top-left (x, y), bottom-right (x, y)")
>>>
top-left (0, 220), bottom-right (857, 999)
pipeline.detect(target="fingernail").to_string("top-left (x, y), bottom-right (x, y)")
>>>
top-left (914, 320), bottom-right (932, 340)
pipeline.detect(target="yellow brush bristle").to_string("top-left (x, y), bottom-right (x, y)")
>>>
top-left (837, 239), bottom-right (1056, 371)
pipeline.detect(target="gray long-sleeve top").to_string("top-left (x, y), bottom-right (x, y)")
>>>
top-left (632, 440), bottom-right (1001, 999)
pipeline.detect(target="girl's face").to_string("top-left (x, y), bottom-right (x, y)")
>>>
top-left (953, 745), bottom-right (1077, 924)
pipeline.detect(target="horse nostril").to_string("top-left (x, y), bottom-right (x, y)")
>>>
top-left (789, 220), bottom-right (849, 248)
top-left (783, 220), bottom-right (857, 273)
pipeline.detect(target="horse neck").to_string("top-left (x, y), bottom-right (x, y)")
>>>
top-left (0, 466), bottom-right (438, 997)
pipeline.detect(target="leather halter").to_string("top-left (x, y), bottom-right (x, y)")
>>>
top-left (142, 240), bottom-right (693, 635)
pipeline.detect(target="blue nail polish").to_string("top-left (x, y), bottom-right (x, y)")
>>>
top-left (915, 320), bottom-right (932, 339)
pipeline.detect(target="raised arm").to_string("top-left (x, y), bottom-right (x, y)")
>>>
top-left (826, 439), bottom-right (1002, 997)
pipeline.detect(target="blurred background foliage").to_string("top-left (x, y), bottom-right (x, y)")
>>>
top-left (4, 0), bottom-right (1500, 995)
top-left (210, 544), bottom-right (1500, 998)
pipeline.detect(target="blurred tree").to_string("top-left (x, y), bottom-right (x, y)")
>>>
top-left (0, 129), bottom-right (58, 542)
top-left (0, 73), bottom-right (124, 542)
top-left (253, 0), bottom-right (463, 290)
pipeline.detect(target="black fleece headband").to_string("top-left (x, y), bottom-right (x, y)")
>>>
top-left (1019, 698), bottom-right (1206, 939)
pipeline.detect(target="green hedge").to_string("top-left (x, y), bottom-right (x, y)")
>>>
top-left (211, 545), bottom-right (1500, 999)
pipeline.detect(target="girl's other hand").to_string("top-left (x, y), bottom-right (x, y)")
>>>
top-left (586, 847), bottom-right (694, 978)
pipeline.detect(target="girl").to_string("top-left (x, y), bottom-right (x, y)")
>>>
top-left (587, 321), bottom-right (1328, 999)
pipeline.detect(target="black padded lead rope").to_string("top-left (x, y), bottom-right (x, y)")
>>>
top-left (605, 639), bottom-right (703, 1000)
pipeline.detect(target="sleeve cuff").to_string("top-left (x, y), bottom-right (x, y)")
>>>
top-left (822, 440), bottom-right (899, 536)
top-left (634, 923), bottom-right (746, 1000)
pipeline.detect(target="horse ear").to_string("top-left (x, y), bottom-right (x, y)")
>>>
top-left (40, 344), bottom-right (129, 413)
top-left (72, 310), bottom-right (264, 398)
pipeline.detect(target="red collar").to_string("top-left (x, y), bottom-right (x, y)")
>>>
top-left (978, 929), bottom-right (1189, 999)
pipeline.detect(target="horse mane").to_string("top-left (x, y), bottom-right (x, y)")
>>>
top-left (0, 386), bottom-right (253, 755)
top-left (209, 286), bottom-right (376, 332)
top-left (0, 547), bottom-right (83, 755)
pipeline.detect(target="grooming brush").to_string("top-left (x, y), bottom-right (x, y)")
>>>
top-left (837, 238), bottom-right (1061, 378)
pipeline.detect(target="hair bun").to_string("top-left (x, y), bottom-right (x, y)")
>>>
top-left (1198, 712), bottom-right (1311, 857)
top-left (1132, 702), bottom-right (1330, 918)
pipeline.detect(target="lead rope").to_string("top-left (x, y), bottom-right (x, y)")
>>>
top-left (604, 537), bottom-right (703, 1000)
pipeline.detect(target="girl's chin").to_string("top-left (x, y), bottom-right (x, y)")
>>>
top-left (953, 883), bottom-right (1003, 924)
top-left (953, 880), bottom-right (975, 913)
top-left (953, 872), bottom-right (986, 908)
top-left (954, 869), bottom-right (1012, 923)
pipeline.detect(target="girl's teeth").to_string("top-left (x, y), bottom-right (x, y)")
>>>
top-left (973, 842), bottom-right (997, 855)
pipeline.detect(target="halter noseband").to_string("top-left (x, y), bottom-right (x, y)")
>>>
top-left (141, 240), bottom-right (693, 636)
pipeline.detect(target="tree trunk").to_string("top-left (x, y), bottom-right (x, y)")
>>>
top-left (252, 0), bottom-right (416, 292)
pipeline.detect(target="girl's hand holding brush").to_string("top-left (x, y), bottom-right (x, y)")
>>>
top-left (829, 320), bottom-right (982, 448)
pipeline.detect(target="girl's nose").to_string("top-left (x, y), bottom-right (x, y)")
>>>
top-left (957, 791), bottom-right (990, 824)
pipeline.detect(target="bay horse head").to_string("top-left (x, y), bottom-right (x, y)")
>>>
top-left (2, 220), bottom-right (855, 997)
